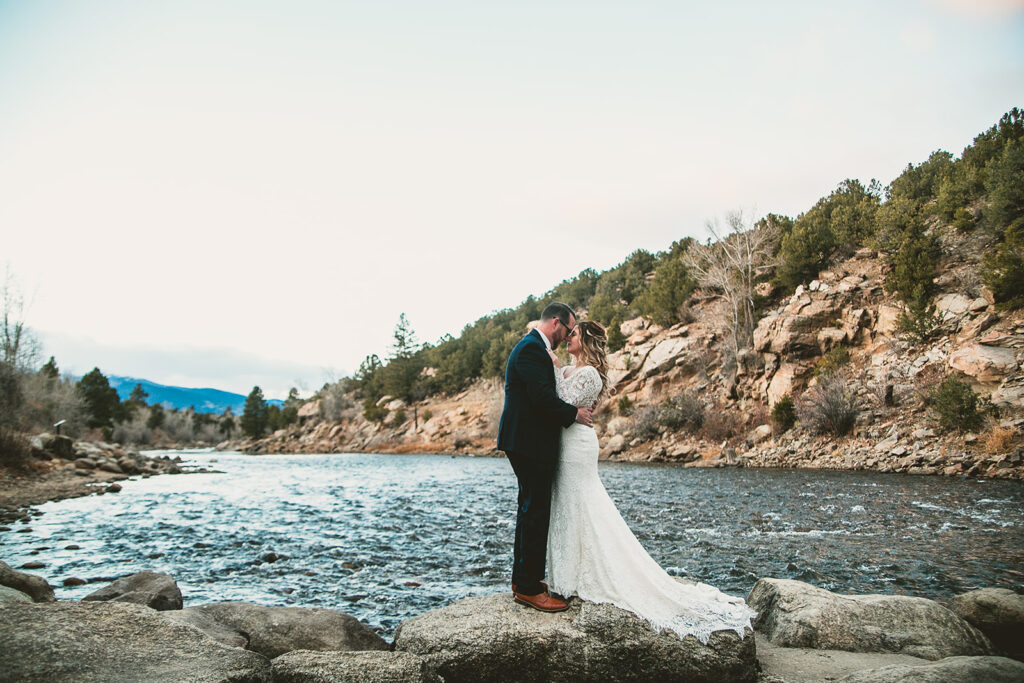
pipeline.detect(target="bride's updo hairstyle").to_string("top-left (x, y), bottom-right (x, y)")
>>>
top-left (575, 320), bottom-right (615, 398)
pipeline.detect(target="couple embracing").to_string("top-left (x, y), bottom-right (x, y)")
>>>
top-left (497, 302), bottom-right (754, 642)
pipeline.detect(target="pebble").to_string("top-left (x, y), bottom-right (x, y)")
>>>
top-left (63, 577), bottom-right (87, 586)
top-left (20, 561), bottom-right (45, 569)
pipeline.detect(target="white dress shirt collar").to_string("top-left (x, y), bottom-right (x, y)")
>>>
top-left (535, 328), bottom-right (553, 351)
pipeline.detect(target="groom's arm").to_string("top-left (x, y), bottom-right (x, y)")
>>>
top-left (516, 342), bottom-right (579, 428)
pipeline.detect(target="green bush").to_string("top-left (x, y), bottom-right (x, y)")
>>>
top-left (771, 395), bottom-right (796, 433)
top-left (884, 223), bottom-right (939, 304)
top-left (636, 254), bottom-right (696, 326)
top-left (981, 223), bottom-right (1024, 310)
top-left (814, 347), bottom-right (851, 377)
top-left (776, 212), bottom-right (835, 290)
top-left (898, 291), bottom-right (944, 343)
top-left (392, 408), bottom-right (407, 425)
top-left (607, 318), bottom-right (626, 352)
top-left (617, 394), bottom-right (634, 416)
top-left (362, 397), bottom-right (388, 423)
top-left (929, 375), bottom-right (987, 432)
top-left (421, 409), bottom-right (433, 422)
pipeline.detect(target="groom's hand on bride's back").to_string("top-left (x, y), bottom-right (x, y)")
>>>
top-left (575, 406), bottom-right (593, 427)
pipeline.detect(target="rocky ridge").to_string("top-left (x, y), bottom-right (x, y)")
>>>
top-left (232, 244), bottom-right (1023, 480)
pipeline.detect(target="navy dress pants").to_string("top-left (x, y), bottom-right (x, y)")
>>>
top-left (506, 451), bottom-right (554, 596)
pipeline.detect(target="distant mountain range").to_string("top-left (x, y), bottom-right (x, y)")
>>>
top-left (108, 376), bottom-right (284, 414)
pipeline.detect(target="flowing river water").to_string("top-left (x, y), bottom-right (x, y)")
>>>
top-left (2, 450), bottom-right (1022, 636)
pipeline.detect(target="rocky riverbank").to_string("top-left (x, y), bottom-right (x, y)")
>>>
top-left (1, 561), bottom-right (1022, 682)
top-left (0, 433), bottom-right (197, 524)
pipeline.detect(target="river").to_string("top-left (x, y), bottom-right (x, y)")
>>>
top-left (2, 450), bottom-right (1022, 636)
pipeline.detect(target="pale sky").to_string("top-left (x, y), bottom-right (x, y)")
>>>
top-left (2, 0), bottom-right (1022, 398)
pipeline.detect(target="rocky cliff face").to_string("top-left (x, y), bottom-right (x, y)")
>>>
top-left (232, 241), bottom-right (1023, 479)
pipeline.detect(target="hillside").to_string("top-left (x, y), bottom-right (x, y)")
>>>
top-left (227, 233), bottom-right (1023, 480)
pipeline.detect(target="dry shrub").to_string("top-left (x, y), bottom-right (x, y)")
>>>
top-left (911, 363), bottom-right (946, 409)
top-left (632, 405), bottom-right (661, 442)
top-left (797, 375), bottom-right (859, 437)
top-left (0, 429), bottom-right (32, 470)
top-left (658, 392), bottom-right (704, 432)
top-left (701, 409), bottom-right (743, 442)
top-left (984, 426), bottom-right (1017, 453)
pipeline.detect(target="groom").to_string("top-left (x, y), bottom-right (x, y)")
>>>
top-left (498, 302), bottom-right (593, 612)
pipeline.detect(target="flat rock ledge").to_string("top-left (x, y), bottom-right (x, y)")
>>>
top-left (393, 592), bottom-right (757, 683)
top-left (272, 650), bottom-right (442, 683)
top-left (748, 578), bottom-right (994, 660)
top-left (180, 601), bottom-right (389, 659)
top-left (836, 655), bottom-right (1024, 682)
top-left (0, 600), bottom-right (271, 683)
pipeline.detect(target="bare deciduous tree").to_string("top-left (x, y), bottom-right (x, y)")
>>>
top-left (682, 211), bottom-right (778, 356)
top-left (1, 267), bottom-right (39, 371)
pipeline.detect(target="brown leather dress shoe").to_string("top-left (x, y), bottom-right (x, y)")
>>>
top-left (511, 581), bottom-right (548, 596)
top-left (513, 589), bottom-right (569, 613)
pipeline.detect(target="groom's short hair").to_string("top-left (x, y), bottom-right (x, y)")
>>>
top-left (541, 302), bottom-right (575, 328)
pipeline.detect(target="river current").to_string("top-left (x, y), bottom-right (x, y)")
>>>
top-left (2, 451), bottom-right (1022, 636)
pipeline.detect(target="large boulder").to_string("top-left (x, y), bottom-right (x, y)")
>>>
top-left (271, 650), bottom-right (442, 683)
top-left (836, 655), bottom-right (1024, 682)
top-left (0, 601), bottom-right (271, 682)
top-left (82, 570), bottom-right (183, 611)
top-left (948, 344), bottom-right (1018, 383)
top-left (182, 602), bottom-right (388, 659)
top-left (393, 593), bottom-right (757, 683)
top-left (748, 578), bottom-right (994, 660)
top-left (0, 560), bottom-right (55, 603)
top-left (754, 298), bottom-right (840, 357)
top-left (950, 588), bottom-right (1024, 660)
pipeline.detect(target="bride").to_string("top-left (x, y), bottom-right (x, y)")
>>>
top-left (544, 320), bottom-right (755, 643)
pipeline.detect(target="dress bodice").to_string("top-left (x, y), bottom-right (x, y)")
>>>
top-left (555, 365), bottom-right (602, 408)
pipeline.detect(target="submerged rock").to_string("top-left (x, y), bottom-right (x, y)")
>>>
top-left (82, 570), bottom-right (183, 611)
top-left (0, 560), bottom-right (55, 603)
top-left (748, 578), bottom-right (994, 660)
top-left (950, 588), bottom-right (1024, 660)
top-left (271, 650), bottom-right (442, 683)
top-left (393, 592), bottom-right (756, 683)
top-left (182, 602), bottom-right (388, 659)
top-left (836, 655), bottom-right (1024, 682)
top-left (0, 601), bottom-right (271, 682)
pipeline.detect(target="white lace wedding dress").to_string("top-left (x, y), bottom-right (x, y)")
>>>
top-left (546, 364), bottom-right (755, 643)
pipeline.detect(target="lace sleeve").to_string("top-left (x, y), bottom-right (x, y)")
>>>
top-left (555, 366), bottom-right (602, 408)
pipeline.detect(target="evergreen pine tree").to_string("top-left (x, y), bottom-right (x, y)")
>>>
top-left (240, 386), bottom-right (269, 438)
top-left (76, 367), bottom-right (121, 429)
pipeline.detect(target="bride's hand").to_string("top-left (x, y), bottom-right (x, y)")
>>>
top-left (547, 349), bottom-right (561, 368)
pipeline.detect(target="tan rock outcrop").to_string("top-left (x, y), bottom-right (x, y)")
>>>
top-left (949, 344), bottom-right (1018, 383)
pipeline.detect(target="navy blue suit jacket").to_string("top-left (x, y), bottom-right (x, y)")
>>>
top-left (497, 330), bottom-right (578, 471)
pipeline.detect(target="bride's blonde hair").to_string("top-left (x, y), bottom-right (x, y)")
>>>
top-left (575, 320), bottom-right (615, 398)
